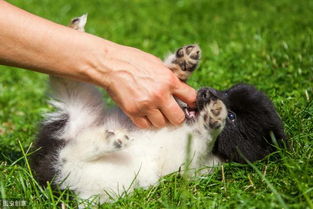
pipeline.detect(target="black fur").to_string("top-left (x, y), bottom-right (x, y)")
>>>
top-left (30, 115), bottom-right (68, 186)
top-left (31, 83), bottom-right (285, 186)
top-left (197, 84), bottom-right (285, 163)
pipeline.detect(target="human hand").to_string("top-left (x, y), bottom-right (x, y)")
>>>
top-left (86, 44), bottom-right (196, 128)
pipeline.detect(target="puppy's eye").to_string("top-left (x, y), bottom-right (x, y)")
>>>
top-left (227, 112), bottom-right (236, 122)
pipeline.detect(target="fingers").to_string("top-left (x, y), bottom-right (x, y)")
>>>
top-left (160, 96), bottom-right (185, 125)
top-left (172, 81), bottom-right (197, 108)
top-left (146, 109), bottom-right (167, 128)
top-left (131, 81), bottom-right (195, 128)
top-left (131, 116), bottom-right (151, 129)
top-left (132, 109), bottom-right (167, 129)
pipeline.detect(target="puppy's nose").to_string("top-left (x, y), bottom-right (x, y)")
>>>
top-left (199, 89), bottom-right (210, 101)
top-left (197, 88), bottom-right (219, 111)
top-left (198, 88), bottom-right (217, 102)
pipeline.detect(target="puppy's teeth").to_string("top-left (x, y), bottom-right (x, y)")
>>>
top-left (189, 111), bottom-right (196, 118)
top-left (184, 108), bottom-right (191, 119)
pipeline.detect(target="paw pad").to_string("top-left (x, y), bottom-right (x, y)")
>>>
top-left (173, 44), bottom-right (201, 72)
top-left (202, 100), bottom-right (227, 131)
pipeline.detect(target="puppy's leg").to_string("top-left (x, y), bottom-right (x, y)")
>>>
top-left (196, 99), bottom-right (227, 169)
top-left (164, 44), bottom-right (201, 82)
top-left (69, 14), bottom-right (87, 31)
top-left (195, 97), bottom-right (227, 140)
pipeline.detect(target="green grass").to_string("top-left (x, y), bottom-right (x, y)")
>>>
top-left (1, 0), bottom-right (312, 208)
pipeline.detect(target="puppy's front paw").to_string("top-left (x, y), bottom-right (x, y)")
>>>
top-left (104, 130), bottom-right (132, 151)
top-left (202, 99), bottom-right (227, 133)
top-left (165, 44), bottom-right (201, 82)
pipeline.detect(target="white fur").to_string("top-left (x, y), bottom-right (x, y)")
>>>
top-left (47, 73), bottom-right (226, 203)
top-left (42, 14), bottom-right (226, 204)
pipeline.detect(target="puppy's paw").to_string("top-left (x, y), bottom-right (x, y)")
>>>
top-left (69, 14), bottom-right (88, 31)
top-left (174, 44), bottom-right (201, 71)
top-left (104, 130), bottom-right (132, 151)
top-left (165, 44), bottom-right (201, 82)
top-left (202, 99), bottom-right (227, 133)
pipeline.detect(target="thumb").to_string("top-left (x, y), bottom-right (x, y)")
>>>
top-left (172, 81), bottom-right (197, 108)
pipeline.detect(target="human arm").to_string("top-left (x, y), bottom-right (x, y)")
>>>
top-left (0, 1), bottom-right (196, 128)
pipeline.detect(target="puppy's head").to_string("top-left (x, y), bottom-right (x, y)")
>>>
top-left (185, 84), bottom-right (285, 163)
top-left (183, 89), bottom-right (227, 136)
top-left (205, 84), bottom-right (285, 163)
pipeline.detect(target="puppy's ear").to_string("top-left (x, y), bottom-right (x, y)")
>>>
top-left (213, 83), bottom-right (286, 163)
top-left (215, 135), bottom-right (276, 164)
top-left (69, 14), bottom-right (88, 31)
top-left (214, 108), bottom-right (285, 163)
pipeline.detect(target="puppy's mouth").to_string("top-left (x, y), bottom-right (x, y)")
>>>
top-left (184, 106), bottom-right (199, 120)
top-left (183, 87), bottom-right (221, 121)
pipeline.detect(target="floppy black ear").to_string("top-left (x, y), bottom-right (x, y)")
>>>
top-left (213, 128), bottom-right (281, 163)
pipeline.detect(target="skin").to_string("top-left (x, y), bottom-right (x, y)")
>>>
top-left (0, 1), bottom-right (196, 128)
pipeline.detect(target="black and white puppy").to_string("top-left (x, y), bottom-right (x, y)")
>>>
top-left (30, 15), bottom-right (285, 203)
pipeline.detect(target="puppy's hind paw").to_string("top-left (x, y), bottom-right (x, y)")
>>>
top-left (69, 14), bottom-right (88, 31)
top-left (174, 44), bottom-right (201, 71)
top-left (165, 44), bottom-right (201, 82)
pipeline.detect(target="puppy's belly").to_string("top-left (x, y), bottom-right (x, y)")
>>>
top-left (58, 146), bottom-right (160, 199)
top-left (57, 126), bottom-right (194, 201)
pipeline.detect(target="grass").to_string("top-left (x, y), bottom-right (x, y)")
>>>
top-left (0, 0), bottom-right (312, 208)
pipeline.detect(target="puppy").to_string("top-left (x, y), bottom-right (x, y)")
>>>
top-left (30, 15), bottom-right (285, 203)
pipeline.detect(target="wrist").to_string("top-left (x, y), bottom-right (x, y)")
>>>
top-left (80, 41), bottom-right (137, 91)
top-left (62, 33), bottom-right (118, 89)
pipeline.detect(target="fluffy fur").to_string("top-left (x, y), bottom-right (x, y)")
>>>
top-left (30, 15), bottom-right (285, 204)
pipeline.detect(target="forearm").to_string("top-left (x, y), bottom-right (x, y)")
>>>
top-left (0, 1), bottom-right (115, 87)
top-left (0, 1), bottom-right (196, 128)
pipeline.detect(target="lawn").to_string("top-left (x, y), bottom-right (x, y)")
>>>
top-left (0, 0), bottom-right (312, 208)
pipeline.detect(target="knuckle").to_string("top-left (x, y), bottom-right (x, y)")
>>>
top-left (151, 91), bottom-right (163, 102)
top-left (138, 99), bottom-right (151, 110)
top-left (167, 76), bottom-right (179, 89)
top-left (124, 105), bottom-right (139, 115)
top-left (146, 88), bottom-right (166, 105)
top-left (166, 99), bottom-right (179, 110)
top-left (128, 99), bottom-right (153, 116)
